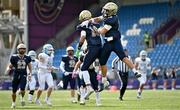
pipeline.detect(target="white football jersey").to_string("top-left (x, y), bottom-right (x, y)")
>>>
top-left (135, 57), bottom-right (151, 74)
top-left (38, 53), bottom-right (54, 73)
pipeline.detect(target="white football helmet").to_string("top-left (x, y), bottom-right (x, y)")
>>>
top-left (28, 50), bottom-right (37, 60)
top-left (79, 10), bottom-right (92, 22)
top-left (66, 46), bottom-right (74, 56)
top-left (102, 2), bottom-right (118, 17)
top-left (17, 43), bottom-right (26, 54)
top-left (43, 44), bottom-right (54, 55)
top-left (66, 46), bottom-right (74, 52)
top-left (17, 43), bottom-right (26, 50)
top-left (140, 50), bottom-right (147, 60)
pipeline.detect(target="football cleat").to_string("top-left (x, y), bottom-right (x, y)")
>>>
top-left (11, 103), bottom-right (16, 109)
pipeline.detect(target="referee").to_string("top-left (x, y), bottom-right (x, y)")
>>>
top-left (112, 48), bottom-right (131, 101)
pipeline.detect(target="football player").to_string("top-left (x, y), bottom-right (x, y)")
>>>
top-left (59, 46), bottom-right (78, 103)
top-left (73, 49), bottom-right (101, 106)
top-left (35, 44), bottom-right (54, 106)
top-left (7, 43), bottom-right (32, 108)
top-left (90, 2), bottom-right (141, 87)
top-left (75, 10), bottom-right (102, 102)
top-left (27, 50), bottom-right (38, 103)
top-left (135, 50), bottom-right (151, 98)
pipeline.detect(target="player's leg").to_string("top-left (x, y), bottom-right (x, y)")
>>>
top-left (163, 79), bottom-right (168, 90)
top-left (19, 75), bottom-right (27, 106)
top-left (81, 48), bottom-right (99, 99)
top-left (76, 75), bottom-right (82, 102)
top-left (113, 40), bottom-right (141, 78)
top-left (35, 73), bottom-right (45, 105)
top-left (11, 74), bottom-right (20, 108)
top-left (89, 70), bottom-right (101, 106)
top-left (62, 75), bottom-right (69, 90)
top-left (99, 43), bottom-right (112, 86)
top-left (119, 72), bottom-right (128, 101)
top-left (137, 74), bottom-right (146, 98)
top-left (70, 75), bottom-right (77, 103)
top-left (78, 72), bottom-right (86, 105)
top-left (28, 75), bottom-right (36, 103)
top-left (171, 79), bottom-right (176, 90)
top-left (45, 73), bottom-right (54, 106)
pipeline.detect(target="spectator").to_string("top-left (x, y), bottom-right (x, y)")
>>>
top-left (151, 68), bottom-right (159, 90)
top-left (144, 31), bottom-right (151, 48)
top-left (170, 67), bottom-right (177, 90)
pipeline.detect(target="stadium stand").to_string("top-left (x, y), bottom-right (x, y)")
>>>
top-left (53, 2), bottom-right (180, 76)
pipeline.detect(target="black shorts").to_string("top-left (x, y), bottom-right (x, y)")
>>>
top-left (81, 46), bottom-right (102, 71)
top-left (63, 74), bottom-right (76, 89)
top-left (12, 73), bottom-right (27, 93)
top-left (99, 40), bottom-right (126, 66)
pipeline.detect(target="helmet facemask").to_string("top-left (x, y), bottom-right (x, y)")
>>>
top-left (141, 55), bottom-right (146, 61)
top-left (67, 50), bottom-right (74, 56)
top-left (18, 48), bottom-right (26, 55)
top-left (46, 48), bottom-right (54, 55)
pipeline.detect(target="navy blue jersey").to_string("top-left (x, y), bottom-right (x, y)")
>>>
top-left (104, 15), bottom-right (121, 40)
top-left (77, 21), bottom-right (102, 47)
top-left (61, 55), bottom-right (78, 72)
top-left (10, 54), bottom-right (31, 75)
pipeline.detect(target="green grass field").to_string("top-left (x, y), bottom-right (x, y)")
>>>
top-left (0, 90), bottom-right (180, 110)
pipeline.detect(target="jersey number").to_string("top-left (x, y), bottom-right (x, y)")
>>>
top-left (69, 60), bottom-right (75, 68)
top-left (17, 60), bottom-right (26, 69)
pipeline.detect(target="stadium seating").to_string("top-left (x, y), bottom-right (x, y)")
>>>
top-left (53, 2), bottom-right (180, 76)
top-left (148, 37), bottom-right (180, 68)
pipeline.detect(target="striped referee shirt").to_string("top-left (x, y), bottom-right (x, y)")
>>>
top-left (112, 56), bottom-right (132, 73)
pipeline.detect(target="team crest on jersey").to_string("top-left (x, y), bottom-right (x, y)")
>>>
top-left (33, 0), bottom-right (64, 24)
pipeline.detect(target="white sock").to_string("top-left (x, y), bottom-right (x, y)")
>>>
top-left (20, 95), bottom-right (24, 102)
top-left (95, 92), bottom-right (100, 103)
top-left (84, 85), bottom-right (94, 99)
top-left (80, 87), bottom-right (85, 100)
top-left (12, 102), bottom-right (15, 105)
top-left (45, 96), bottom-right (49, 101)
top-left (28, 94), bottom-right (33, 100)
top-left (81, 70), bottom-right (91, 85)
top-left (138, 88), bottom-right (141, 93)
top-left (102, 77), bottom-right (107, 83)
